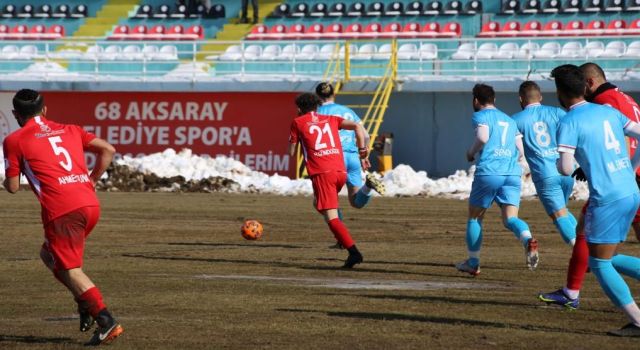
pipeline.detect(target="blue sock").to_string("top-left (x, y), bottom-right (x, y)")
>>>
top-left (567, 212), bottom-right (577, 227)
top-left (589, 256), bottom-right (634, 307)
top-left (612, 254), bottom-right (640, 280)
top-left (553, 214), bottom-right (577, 245)
top-left (337, 209), bottom-right (344, 221)
top-left (353, 188), bottom-right (372, 209)
top-left (466, 219), bottom-right (482, 267)
top-left (505, 217), bottom-right (532, 247)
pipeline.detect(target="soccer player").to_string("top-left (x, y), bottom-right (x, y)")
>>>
top-left (539, 63), bottom-right (640, 310)
top-left (456, 84), bottom-right (539, 276)
top-left (288, 93), bottom-right (368, 268)
top-left (316, 82), bottom-right (386, 210)
top-left (511, 81), bottom-right (576, 246)
top-left (552, 64), bottom-right (640, 336)
top-left (3, 89), bottom-right (123, 345)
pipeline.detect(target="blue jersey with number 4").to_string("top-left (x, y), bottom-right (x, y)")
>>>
top-left (512, 103), bottom-right (566, 182)
top-left (472, 107), bottom-right (521, 176)
top-left (318, 102), bottom-right (361, 153)
top-left (557, 102), bottom-right (639, 206)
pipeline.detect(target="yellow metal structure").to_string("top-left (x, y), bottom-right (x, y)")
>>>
top-left (296, 40), bottom-right (398, 179)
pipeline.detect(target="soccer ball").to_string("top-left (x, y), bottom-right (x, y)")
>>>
top-left (241, 220), bottom-right (263, 240)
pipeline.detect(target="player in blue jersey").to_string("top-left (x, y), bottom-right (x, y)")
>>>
top-left (553, 65), bottom-right (640, 337)
top-left (316, 82), bottom-right (386, 210)
top-left (511, 81), bottom-right (577, 246)
top-left (456, 84), bottom-right (539, 276)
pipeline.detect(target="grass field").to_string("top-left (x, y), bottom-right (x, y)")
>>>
top-left (1, 192), bottom-right (639, 349)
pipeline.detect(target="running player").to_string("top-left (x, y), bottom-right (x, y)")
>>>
top-left (552, 65), bottom-right (640, 336)
top-left (539, 63), bottom-right (640, 309)
top-left (511, 81), bottom-right (576, 246)
top-left (316, 82), bottom-right (386, 209)
top-left (456, 84), bottom-right (539, 276)
top-left (288, 93), bottom-right (368, 268)
top-left (3, 89), bottom-right (123, 345)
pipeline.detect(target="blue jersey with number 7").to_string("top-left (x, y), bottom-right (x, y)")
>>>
top-left (472, 107), bottom-right (521, 176)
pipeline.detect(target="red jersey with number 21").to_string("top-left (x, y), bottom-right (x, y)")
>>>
top-left (3, 116), bottom-right (99, 224)
top-left (289, 112), bottom-right (346, 176)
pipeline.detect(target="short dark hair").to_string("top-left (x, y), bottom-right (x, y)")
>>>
top-left (518, 81), bottom-right (540, 97)
top-left (551, 64), bottom-right (586, 99)
top-left (13, 89), bottom-right (44, 118)
top-left (295, 93), bottom-right (322, 114)
top-left (472, 84), bottom-right (495, 105)
top-left (579, 62), bottom-right (606, 81)
top-left (315, 82), bottom-right (334, 100)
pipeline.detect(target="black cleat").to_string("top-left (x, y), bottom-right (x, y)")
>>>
top-left (343, 251), bottom-right (363, 268)
top-left (79, 309), bottom-right (95, 332)
top-left (85, 322), bottom-right (124, 346)
top-left (607, 323), bottom-right (640, 337)
top-left (329, 242), bottom-right (344, 250)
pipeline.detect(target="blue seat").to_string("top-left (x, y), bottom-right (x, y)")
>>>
top-left (626, 0), bottom-right (640, 11)
top-left (604, 0), bottom-right (624, 11)
top-left (290, 3), bottom-right (308, 18)
top-left (522, 0), bottom-right (541, 14)
top-left (170, 4), bottom-right (188, 18)
top-left (72, 4), bottom-right (88, 18)
top-left (366, 2), bottom-right (384, 17)
top-left (424, 1), bottom-right (442, 15)
top-left (542, 0), bottom-right (562, 12)
top-left (444, 1), bottom-right (463, 15)
top-left (464, 0), bottom-right (483, 14)
top-left (328, 2), bottom-right (347, 17)
top-left (309, 3), bottom-right (328, 17)
top-left (18, 4), bottom-right (35, 18)
top-left (347, 2), bottom-right (365, 17)
top-left (152, 4), bottom-right (170, 18)
top-left (2, 4), bottom-right (17, 18)
top-left (269, 3), bottom-right (289, 18)
top-left (53, 4), bottom-right (70, 18)
top-left (502, 0), bottom-right (520, 14)
top-left (207, 4), bottom-right (225, 18)
top-left (562, 0), bottom-right (582, 13)
top-left (404, 1), bottom-right (423, 16)
top-left (135, 4), bottom-right (152, 18)
top-left (35, 4), bottom-right (52, 18)
top-left (583, 0), bottom-right (604, 12)
top-left (384, 1), bottom-right (404, 16)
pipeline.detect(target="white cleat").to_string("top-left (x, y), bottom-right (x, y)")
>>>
top-left (526, 238), bottom-right (539, 270)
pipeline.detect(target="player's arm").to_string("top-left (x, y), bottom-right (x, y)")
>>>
top-left (288, 121), bottom-right (299, 157)
top-left (288, 143), bottom-right (297, 157)
top-left (557, 151), bottom-right (575, 176)
top-left (466, 125), bottom-right (489, 162)
top-left (339, 119), bottom-right (367, 158)
top-left (623, 121), bottom-right (640, 170)
top-left (86, 138), bottom-right (115, 186)
top-left (3, 176), bottom-right (19, 194)
top-left (515, 134), bottom-right (525, 162)
top-left (3, 138), bottom-right (21, 194)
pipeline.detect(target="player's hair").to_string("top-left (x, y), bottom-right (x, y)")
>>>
top-left (295, 93), bottom-right (322, 114)
top-left (551, 64), bottom-right (586, 99)
top-left (472, 84), bottom-right (495, 105)
top-left (579, 62), bottom-right (606, 81)
top-left (518, 81), bottom-right (541, 101)
top-left (315, 82), bottom-right (334, 100)
top-left (13, 89), bottom-right (44, 118)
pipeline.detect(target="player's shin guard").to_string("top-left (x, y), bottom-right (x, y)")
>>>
top-left (327, 218), bottom-right (355, 249)
top-left (353, 189), bottom-right (372, 209)
top-left (77, 287), bottom-right (107, 319)
top-left (612, 254), bottom-right (640, 280)
top-left (466, 219), bottom-right (482, 267)
top-left (505, 217), bottom-right (532, 247)
top-left (589, 257), bottom-right (635, 308)
top-left (566, 233), bottom-right (589, 291)
top-left (554, 214), bottom-right (577, 245)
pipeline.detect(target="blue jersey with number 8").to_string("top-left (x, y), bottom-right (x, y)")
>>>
top-left (472, 107), bottom-right (521, 176)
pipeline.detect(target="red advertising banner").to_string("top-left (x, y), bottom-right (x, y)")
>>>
top-left (40, 91), bottom-right (299, 177)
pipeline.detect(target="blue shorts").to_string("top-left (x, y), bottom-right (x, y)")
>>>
top-left (469, 175), bottom-right (521, 209)
top-left (533, 175), bottom-right (574, 215)
top-left (343, 151), bottom-right (363, 188)
top-left (585, 193), bottom-right (640, 244)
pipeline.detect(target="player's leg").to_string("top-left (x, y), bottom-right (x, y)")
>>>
top-left (536, 176), bottom-right (577, 245)
top-left (346, 152), bottom-right (385, 209)
top-left (498, 175), bottom-right (538, 270)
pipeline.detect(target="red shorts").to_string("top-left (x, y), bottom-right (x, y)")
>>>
top-left (42, 206), bottom-right (100, 271)
top-left (311, 171), bottom-right (346, 211)
top-left (581, 200), bottom-right (640, 223)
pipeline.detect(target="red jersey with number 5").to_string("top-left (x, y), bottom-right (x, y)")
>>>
top-left (3, 116), bottom-right (99, 224)
top-left (289, 112), bottom-right (346, 176)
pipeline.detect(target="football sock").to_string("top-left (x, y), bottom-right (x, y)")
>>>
top-left (466, 219), bottom-right (482, 267)
top-left (347, 245), bottom-right (361, 256)
top-left (77, 287), bottom-right (107, 319)
top-left (589, 257), bottom-right (634, 308)
top-left (553, 214), bottom-right (577, 246)
top-left (621, 302), bottom-right (640, 327)
top-left (505, 217), bottom-right (532, 247)
top-left (612, 254), bottom-right (640, 280)
top-left (327, 218), bottom-right (355, 249)
top-left (95, 309), bottom-right (116, 329)
top-left (360, 184), bottom-right (372, 195)
top-left (566, 233), bottom-right (589, 291)
top-left (353, 188), bottom-right (372, 208)
top-left (562, 287), bottom-right (580, 300)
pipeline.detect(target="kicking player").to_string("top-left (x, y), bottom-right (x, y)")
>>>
top-left (552, 65), bottom-right (640, 336)
top-left (456, 84), bottom-right (539, 276)
top-left (3, 89), bottom-right (123, 345)
top-left (539, 63), bottom-right (640, 310)
top-left (288, 93), bottom-right (368, 268)
top-left (511, 81), bottom-right (577, 246)
top-left (316, 82), bottom-right (386, 209)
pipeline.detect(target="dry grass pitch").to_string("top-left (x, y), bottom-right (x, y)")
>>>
top-left (1, 192), bottom-right (639, 349)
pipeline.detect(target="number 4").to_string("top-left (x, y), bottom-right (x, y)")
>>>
top-left (603, 120), bottom-right (621, 154)
top-left (48, 136), bottom-right (73, 172)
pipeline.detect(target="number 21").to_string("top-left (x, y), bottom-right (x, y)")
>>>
top-left (309, 123), bottom-right (336, 150)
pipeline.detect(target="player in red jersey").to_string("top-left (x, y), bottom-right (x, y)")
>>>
top-left (288, 93), bottom-right (368, 268)
top-left (2, 89), bottom-right (123, 345)
top-left (539, 63), bottom-right (640, 311)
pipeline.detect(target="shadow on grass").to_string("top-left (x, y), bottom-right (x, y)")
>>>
top-left (0, 334), bottom-right (75, 344)
top-left (165, 242), bottom-right (306, 249)
top-left (276, 309), bottom-right (600, 335)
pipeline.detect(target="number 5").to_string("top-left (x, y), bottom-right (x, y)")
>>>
top-left (48, 136), bottom-right (73, 172)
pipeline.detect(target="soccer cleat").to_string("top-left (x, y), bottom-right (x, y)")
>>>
top-left (365, 173), bottom-right (386, 195)
top-left (455, 260), bottom-right (480, 276)
top-left (526, 238), bottom-right (539, 270)
top-left (343, 251), bottom-right (363, 268)
top-left (538, 288), bottom-right (579, 310)
top-left (607, 323), bottom-right (640, 337)
top-left (85, 323), bottom-right (124, 346)
top-left (329, 242), bottom-right (344, 250)
top-left (79, 308), bottom-right (95, 332)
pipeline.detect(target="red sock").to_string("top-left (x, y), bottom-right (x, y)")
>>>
top-left (77, 287), bottom-right (107, 318)
top-left (566, 232), bottom-right (589, 291)
top-left (327, 218), bottom-right (355, 249)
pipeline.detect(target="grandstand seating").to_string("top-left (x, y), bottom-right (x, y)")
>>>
top-left (0, 23), bottom-right (65, 40)
top-left (132, 3), bottom-right (226, 19)
top-left (500, 0), bottom-right (640, 13)
top-left (109, 24), bottom-right (204, 41)
top-left (478, 18), bottom-right (640, 37)
top-left (1, 3), bottom-right (88, 18)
